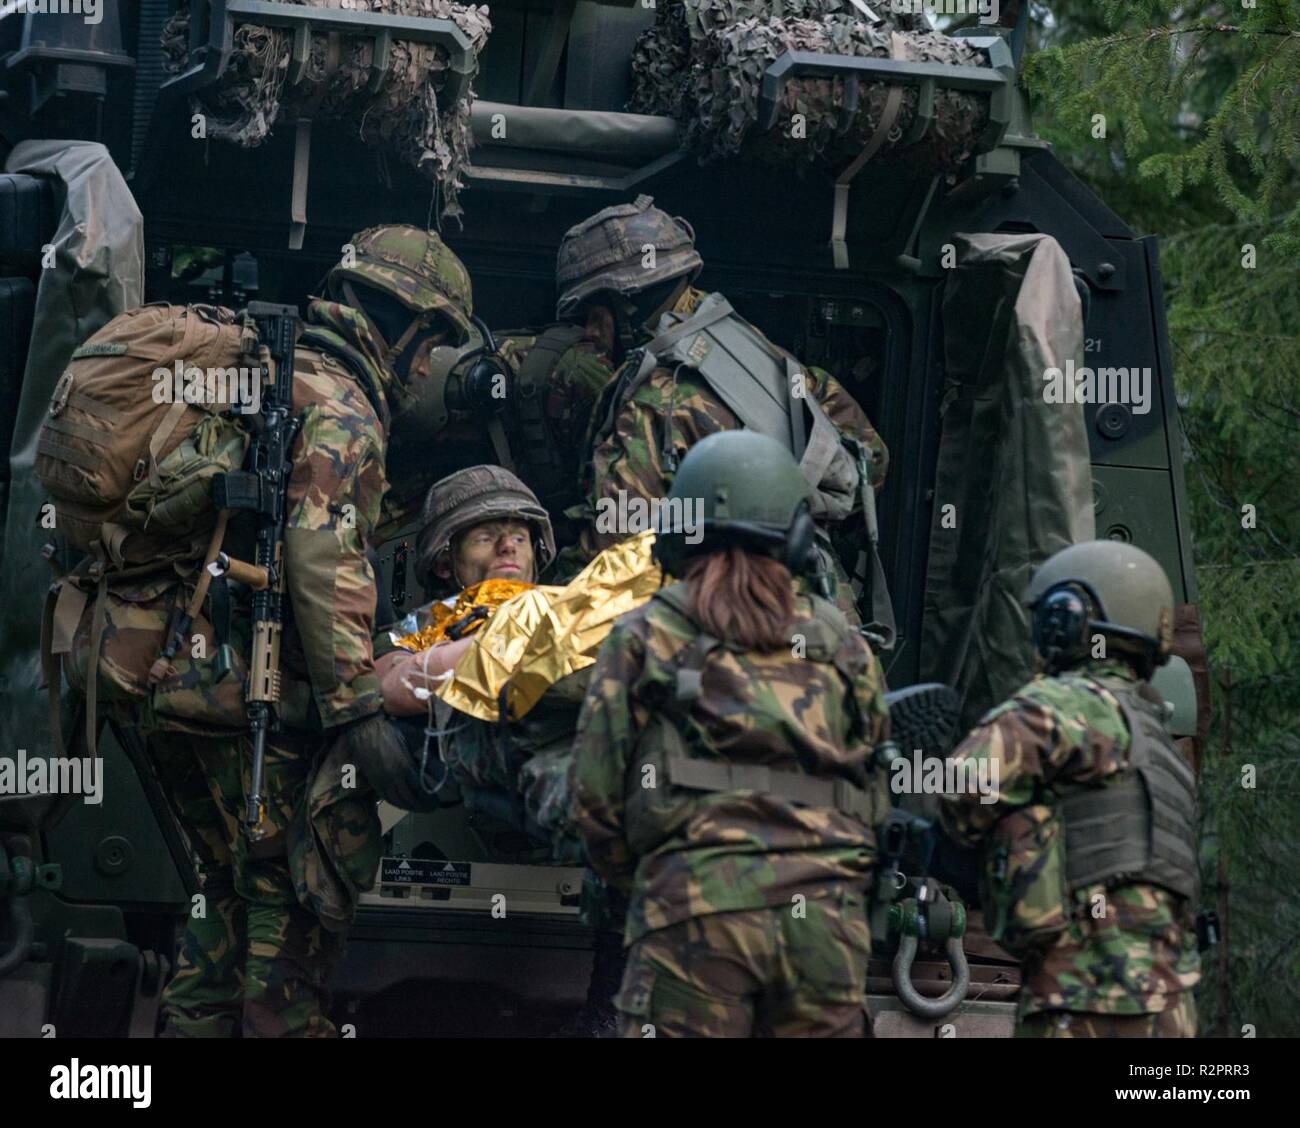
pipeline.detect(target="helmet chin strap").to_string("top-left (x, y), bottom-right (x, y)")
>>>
top-left (340, 279), bottom-right (436, 379)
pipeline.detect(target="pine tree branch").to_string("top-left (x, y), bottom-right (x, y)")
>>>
top-left (1074, 26), bottom-right (1300, 50)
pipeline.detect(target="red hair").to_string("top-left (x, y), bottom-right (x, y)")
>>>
top-left (684, 546), bottom-right (796, 651)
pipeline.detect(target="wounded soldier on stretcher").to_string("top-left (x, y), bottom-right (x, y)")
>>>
top-left (369, 466), bottom-right (587, 854)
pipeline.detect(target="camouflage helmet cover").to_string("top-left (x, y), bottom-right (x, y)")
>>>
top-left (329, 225), bottom-right (474, 343)
top-left (416, 465), bottom-right (556, 588)
top-left (1024, 539), bottom-right (1176, 663)
top-left (555, 195), bottom-right (703, 321)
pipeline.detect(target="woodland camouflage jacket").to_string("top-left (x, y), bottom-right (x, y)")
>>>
top-left (568, 581), bottom-right (890, 944)
top-left (571, 288), bottom-right (889, 615)
top-left (939, 659), bottom-right (1202, 1017)
top-left (110, 340), bottom-right (389, 735)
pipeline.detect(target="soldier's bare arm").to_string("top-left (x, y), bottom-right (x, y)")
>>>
top-left (376, 640), bottom-right (475, 716)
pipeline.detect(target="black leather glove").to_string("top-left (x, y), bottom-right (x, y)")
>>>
top-left (339, 713), bottom-right (442, 813)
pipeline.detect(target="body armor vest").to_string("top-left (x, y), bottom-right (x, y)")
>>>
top-left (507, 323), bottom-right (586, 510)
top-left (627, 584), bottom-right (888, 841)
top-left (1060, 682), bottom-right (1199, 901)
top-left (595, 293), bottom-right (895, 645)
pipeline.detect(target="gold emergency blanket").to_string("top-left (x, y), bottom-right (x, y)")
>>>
top-left (392, 578), bottom-right (538, 649)
top-left (435, 531), bottom-right (661, 721)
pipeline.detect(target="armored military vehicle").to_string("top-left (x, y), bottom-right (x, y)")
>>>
top-left (0, 0), bottom-right (1203, 1037)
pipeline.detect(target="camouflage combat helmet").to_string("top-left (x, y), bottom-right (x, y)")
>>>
top-left (652, 431), bottom-right (816, 578)
top-left (1024, 540), bottom-right (1175, 674)
top-left (416, 465), bottom-right (556, 588)
top-left (555, 195), bottom-right (703, 323)
top-left (328, 224), bottom-right (474, 346)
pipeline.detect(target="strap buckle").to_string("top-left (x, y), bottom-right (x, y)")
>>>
top-left (49, 369), bottom-right (74, 417)
top-left (675, 668), bottom-right (703, 701)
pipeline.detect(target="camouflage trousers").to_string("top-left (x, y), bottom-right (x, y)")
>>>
top-left (148, 729), bottom-right (345, 1037)
top-left (615, 886), bottom-right (870, 1038)
top-left (1017, 994), bottom-right (1198, 1038)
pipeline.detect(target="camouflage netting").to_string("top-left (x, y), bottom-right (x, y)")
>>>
top-left (628, 1), bottom-right (859, 118)
top-left (630, 2), bottom-right (992, 176)
top-left (161, 0), bottom-right (491, 218)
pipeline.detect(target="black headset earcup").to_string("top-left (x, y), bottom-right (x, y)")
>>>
top-left (651, 532), bottom-right (683, 579)
top-left (1033, 585), bottom-right (1090, 666)
top-left (783, 509), bottom-right (818, 575)
top-left (450, 353), bottom-right (510, 413)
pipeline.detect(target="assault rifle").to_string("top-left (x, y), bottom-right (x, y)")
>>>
top-left (211, 303), bottom-right (303, 841)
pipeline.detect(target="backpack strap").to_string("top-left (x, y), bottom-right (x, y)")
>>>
top-left (590, 298), bottom-right (737, 452)
top-left (854, 447), bottom-right (896, 650)
top-left (41, 586), bottom-right (67, 756)
top-left (650, 583), bottom-right (723, 703)
top-left (41, 558), bottom-right (97, 756)
top-left (146, 308), bottom-right (234, 493)
top-left (86, 574), bottom-right (111, 758)
top-left (146, 399), bottom-right (190, 490)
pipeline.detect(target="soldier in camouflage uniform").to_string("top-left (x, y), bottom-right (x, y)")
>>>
top-left (559, 196), bottom-right (891, 633)
top-left (569, 432), bottom-right (891, 1037)
top-left (939, 541), bottom-right (1202, 1038)
top-left (137, 226), bottom-right (478, 1036)
top-left (493, 282), bottom-right (617, 549)
top-left (371, 467), bottom-right (625, 1037)
top-left (374, 465), bottom-right (555, 719)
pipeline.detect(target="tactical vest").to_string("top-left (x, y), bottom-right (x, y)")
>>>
top-left (1059, 682), bottom-right (1199, 901)
top-left (505, 323), bottom-right (586, 510)
top-left (594, 293), bottom-right (895, 646)
top-left (623, 582), bottom-right (888, 857)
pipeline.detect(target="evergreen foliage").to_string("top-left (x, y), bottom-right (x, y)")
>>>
top-left (1026, 2), bottom-right (1300, 1035)
top-left (1025, 1), bottom-right (1300, 254)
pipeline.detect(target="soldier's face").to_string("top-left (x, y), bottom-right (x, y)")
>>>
top-left (400, 324), bottom-right (454, 385)
top-left (582, 303), bottom-right (616, 359)
top-left (444, 520), bottom-right (535, 588)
